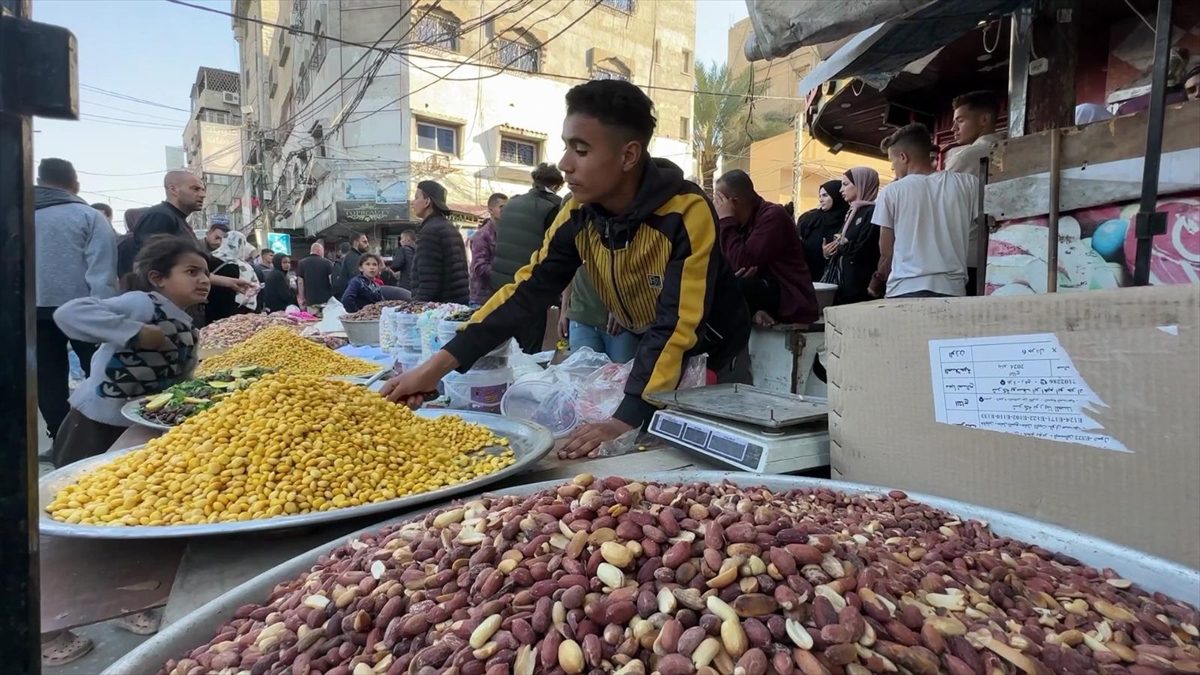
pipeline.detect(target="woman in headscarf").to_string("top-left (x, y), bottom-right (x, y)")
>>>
top-left (820, 167), bottom-right (881, 305)
top-left (261, 254), bottom-right (298, 312)
top-left (206, 230), bottom-right (260, 322)
top-left (795, 180), bottom-right (849, 280)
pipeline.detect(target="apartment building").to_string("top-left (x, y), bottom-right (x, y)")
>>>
top-left (183, 67), bottom-right (245, 232)
top-left (232, 0), bottom-right (696, 251)
top-left (726, 18), bottom-right (891, 211)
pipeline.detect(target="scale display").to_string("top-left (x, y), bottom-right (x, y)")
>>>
top-left (648, 408), bottom-right (829, 474)
top-left (650, 411), bottom-right (766, 472)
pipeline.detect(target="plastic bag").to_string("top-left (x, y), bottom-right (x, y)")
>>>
top-left (313, 298), bottom-right (347, 334)
top-left (594, 425), bottom-right (641, 457)
top-left (379, 306), bottom-right (400, 351)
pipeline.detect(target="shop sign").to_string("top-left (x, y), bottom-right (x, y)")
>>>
top-left (266, 232), bottom-right (291, 256)
top-left (335, 200), bottom-right (410, 223)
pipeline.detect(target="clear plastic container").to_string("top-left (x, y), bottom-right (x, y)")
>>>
top-left (393, 312), bottom-right (422, 350)
top-left (441, 367), bottom-right (513, 414)
top-left (500, 379), bottom-right (580, 438)
top-left (392, 350), bottom-right (424, 375)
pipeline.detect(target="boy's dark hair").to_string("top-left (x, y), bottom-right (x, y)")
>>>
top-left (881, 123), bottom-right (938, 158)
top-left (261, 248), bottom-right (273, 256)
top-left (208, 222), bottom-right (230, 233)
top-left (92, 203), bottom-right (113, 218)
top-left (358, 253), bottom-right (382, 268)
top-left (951, 91), bottom-right (999, 119)
top-left (38, 158), bottom-right (77, 188)
top-left (716, 169), bottom-right (756, 200)
top-left (487, 192), bottom-right (508, 208)
top-left (125, 234), bottom-right (203, 292)
top-left (530, 162), bottom-right (564, 189)
top-left (338, 241), bottom-right (352, 254)
top-left (566, 80), bottom-right (657, 147)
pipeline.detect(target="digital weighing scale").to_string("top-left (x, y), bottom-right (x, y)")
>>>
top-left (646, 384), bottom-right (830, 474)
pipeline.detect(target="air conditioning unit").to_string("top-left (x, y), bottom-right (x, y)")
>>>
top-left (223, 91), bottom-right (241, 105)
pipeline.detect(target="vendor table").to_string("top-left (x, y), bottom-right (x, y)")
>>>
top-left (38, 423), bottom-right (755, 635)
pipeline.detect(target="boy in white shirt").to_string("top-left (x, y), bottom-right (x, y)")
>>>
top-left (869, 124), bottom-right (979, 299)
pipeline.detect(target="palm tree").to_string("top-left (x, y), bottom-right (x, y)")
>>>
top-left (692, 60), bottom-right (794, 193)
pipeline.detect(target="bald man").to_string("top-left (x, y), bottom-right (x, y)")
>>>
top-left (296, 241), bottom-right (335, 309)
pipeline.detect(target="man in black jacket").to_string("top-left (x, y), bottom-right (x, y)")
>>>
top-left (411, 180), bottom-right (470, 304)
top-left (489, 164), bottom-right (563, 352)
top-left (389, 230), bottom-right (417, 289)
top-left (384, 80), bottom-right (751, 456)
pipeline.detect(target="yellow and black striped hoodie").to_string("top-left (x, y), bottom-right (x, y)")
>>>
top-left (444, 158), bottom-right (751, 427)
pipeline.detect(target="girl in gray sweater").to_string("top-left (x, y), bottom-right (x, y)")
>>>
top-left (50, 236), bottom-right (211, 467)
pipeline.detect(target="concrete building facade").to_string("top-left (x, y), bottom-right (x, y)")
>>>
top-left (231, 0), bottom-right (695, 253)
top-left (725, 18), bottom-right (892, 211)
top-left (183, 67), bottom-right (245, 232)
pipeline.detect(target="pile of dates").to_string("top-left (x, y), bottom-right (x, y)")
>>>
top-left (161, 476), bottom-right (1199, 675)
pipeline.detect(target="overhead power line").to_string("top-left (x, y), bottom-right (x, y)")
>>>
top-left (81, 84), bottom-right (192, 113)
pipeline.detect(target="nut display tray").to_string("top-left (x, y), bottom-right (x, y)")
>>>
top-left (103, 471), bottom-right (1199, 675)
top-left (39, 409), bottom-right (553, 540)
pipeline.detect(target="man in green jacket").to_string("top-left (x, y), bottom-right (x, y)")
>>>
top-left (489, 162), bottom-right (565, 352)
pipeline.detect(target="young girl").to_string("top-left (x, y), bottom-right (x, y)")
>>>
top-left (50, 235), bottom-right (210, 468)
top-left (340, 252), bottom-right (385, 313)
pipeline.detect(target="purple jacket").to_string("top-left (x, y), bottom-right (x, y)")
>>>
top-left (719, 198), bottom-right (819, 325)
top-left (469, 219), bottom-right (497, 305)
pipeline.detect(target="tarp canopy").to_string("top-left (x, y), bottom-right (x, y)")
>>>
top-left (744, 0), bottom-right (931, 62)
top-left (748, 0), bottom-right (1032, 94)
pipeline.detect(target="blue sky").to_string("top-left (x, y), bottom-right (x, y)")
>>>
top-left (32, 0), bottom-right (748, 232)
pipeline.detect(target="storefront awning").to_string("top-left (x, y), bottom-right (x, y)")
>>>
top-left (790, 0), bottom-right (1032, 94)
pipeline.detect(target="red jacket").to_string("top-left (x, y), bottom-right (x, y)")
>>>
top-left (719, 198), bottom-right (819, 325)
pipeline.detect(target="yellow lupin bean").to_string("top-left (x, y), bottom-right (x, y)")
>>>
top-left (196, 327), bottom-right (379, 377)
top-left (46, 374), bottom-right (514, 526)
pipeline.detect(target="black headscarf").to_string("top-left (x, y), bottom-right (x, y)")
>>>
top-left (796, 180), bottom-right (850, 280)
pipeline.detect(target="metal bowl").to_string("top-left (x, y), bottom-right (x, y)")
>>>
top-left (339, 318), bottom-right (380, 346)
top-left (103, 471), bottom-right (1199, 675)
top-left (39, 410), bottom-right (553, 539)
top-left (119, 400), bottom-right (176, 431)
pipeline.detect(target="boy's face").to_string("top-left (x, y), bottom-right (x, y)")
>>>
top-left (558, 113), bottom-right (639, 206)
top-left (887, 147), bottom-right (910, 180)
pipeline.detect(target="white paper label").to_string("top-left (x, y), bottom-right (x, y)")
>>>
top-left (928, 332), bottom-right (1129, 452)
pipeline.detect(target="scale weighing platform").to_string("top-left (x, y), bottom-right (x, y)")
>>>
top-left (646, 384), bottom-right (830, 474)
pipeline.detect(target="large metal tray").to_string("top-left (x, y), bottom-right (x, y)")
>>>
top-left (39, 410), bottom-right (553, 540)
top-left (104, 472), bottom-right (1199, 675)
top-left (648, 384), bottom-right (828, 428)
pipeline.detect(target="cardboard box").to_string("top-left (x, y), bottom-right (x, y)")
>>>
top-left (825, 284), bottom-right (1200, 568)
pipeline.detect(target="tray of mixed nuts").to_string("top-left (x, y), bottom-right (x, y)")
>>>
top-left (120, 366), bottom-right (276, 429)
top-left (105, 472), bottom-right (1199, 675)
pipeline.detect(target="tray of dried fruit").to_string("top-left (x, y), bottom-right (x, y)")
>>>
top-left (39, 408), bottom-right (553, 540)
top-left (105, 472), bottom-right (1199, 675)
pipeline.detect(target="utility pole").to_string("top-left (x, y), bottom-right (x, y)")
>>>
top-left (0, 1), bottom-right (77, 671)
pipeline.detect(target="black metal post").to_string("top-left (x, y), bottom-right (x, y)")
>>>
top-left (0, 1), bottom-right (76, 670)
top-left (1133, 0), bottom-right (1174, 286)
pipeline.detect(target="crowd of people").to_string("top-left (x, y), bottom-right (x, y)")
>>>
top-left (31, 77), bottom-right (1008, 664)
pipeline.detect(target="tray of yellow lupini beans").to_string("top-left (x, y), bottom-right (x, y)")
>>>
top-left (40, 373), bottom-right (554, 539)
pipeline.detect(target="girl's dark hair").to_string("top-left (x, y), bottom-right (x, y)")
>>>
top-left (358, 253), bottom-right (382, 268)
top-left (272, 254), bottom-right (290, 272)
top-left (124, 235), bottom-right (204, 292)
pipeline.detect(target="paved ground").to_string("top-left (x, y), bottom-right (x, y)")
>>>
top-left (39, 415), bottom-right (154, 674)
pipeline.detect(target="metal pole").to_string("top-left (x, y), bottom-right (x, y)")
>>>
top-left (1007, 7), bottom-right (1033, 139)
top-left (1047, 129), bottom-right (1062, 293)
top-left (0, 1), bottom-right (77, 670)
top-left (1133, 0), bottom-right (1174, 286)
top-left (974, 156), bottom-right (990, 296)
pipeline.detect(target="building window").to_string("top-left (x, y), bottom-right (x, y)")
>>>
top-left (682, 49), bottom-right (692, 74)
top-left (600, 0), bottom-right (634, 12)
top-left (415, 11), bottom-right (461, 52)
top-left (311, 123), bottom-right (326, 158)
top-left (593, 67), bottom-right (629, 82)
top-left (495, 36), bottom-right (540, 73)
top-left (296, 63), bottom-right (310, 103)
top-left (200, 109), bottom-right (242, 125)
top-left (310, 30), bottom-right (327, 71)
top-left (679, 116), bottom-right (689, 139)
top-left (500, 136), bottom-right (539, 166)
top-left (416, 121), bottom-right (458, 155)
